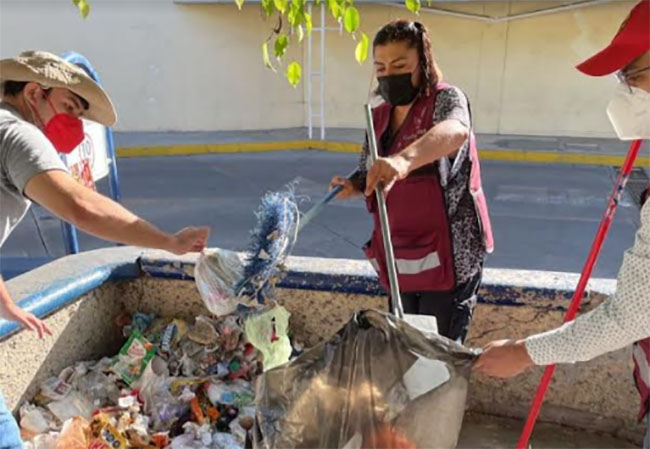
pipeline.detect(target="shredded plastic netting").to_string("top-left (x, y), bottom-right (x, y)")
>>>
top-left (253, 309), bottom-right (478, 449)
top-left (234, 188), bottom-right (299, 299)
top-left (195, 187), bottom-right (299, 316)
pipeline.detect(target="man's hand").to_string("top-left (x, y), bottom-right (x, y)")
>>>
top-left (167, 226), bottom-right (210, 255)
top-left (473, 339), bottom-right (534, 378)
top-left (0, 303), bottom-right (52, 339)
top-left (364, 156), bottom-right (410, 196)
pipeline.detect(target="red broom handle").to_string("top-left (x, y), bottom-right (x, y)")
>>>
top-left (515, 139), bottom-right (644, 449)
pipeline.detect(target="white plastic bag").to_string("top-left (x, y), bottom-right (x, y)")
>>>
top-left (46, 391), bottom-right (93, 424)
top-left (20, 405), bottom-right (52, 435)
top-left (194, 249), bottom-right (244, 316)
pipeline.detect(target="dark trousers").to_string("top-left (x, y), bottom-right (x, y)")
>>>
top-left (396, 271), bottom-right (482, 343)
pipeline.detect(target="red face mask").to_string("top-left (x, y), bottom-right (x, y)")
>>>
top-left (43, 111), bottom-right (84, 154)
top-left (29, 91), bottom-right (85, 154)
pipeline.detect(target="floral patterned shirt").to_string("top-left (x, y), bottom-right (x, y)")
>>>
top-left (526, 202), bottom-right (650, 365)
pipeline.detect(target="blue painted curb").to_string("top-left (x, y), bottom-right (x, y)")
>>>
top-left (0, 261), bottom-right (139, 339)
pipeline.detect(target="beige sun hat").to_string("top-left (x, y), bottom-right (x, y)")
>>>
top-left (0, 50), bottom-right (117, 126)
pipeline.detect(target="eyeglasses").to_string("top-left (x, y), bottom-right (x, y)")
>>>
top-left (616, 65), bottom-right (650, 93)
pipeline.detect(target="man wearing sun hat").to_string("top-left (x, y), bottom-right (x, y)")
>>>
top-left (475, 0), bottom-right (650, 445)
top-left (0, 51), bottom-right (211, 448)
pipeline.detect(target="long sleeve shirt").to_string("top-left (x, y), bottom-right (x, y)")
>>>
top-left (525, 201), bottom-right (650, 365)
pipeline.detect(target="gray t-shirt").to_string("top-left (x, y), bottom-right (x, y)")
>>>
top-left (0, 102), bottom-right (67, 247)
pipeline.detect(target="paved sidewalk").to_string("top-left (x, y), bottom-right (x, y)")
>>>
top-left (114, 128), bottom-right (635, 154)
top-left (114, 127), bottom-right (649, 159)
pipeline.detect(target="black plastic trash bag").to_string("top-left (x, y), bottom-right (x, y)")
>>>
top-left (254, 309), bottom-right (478, 449)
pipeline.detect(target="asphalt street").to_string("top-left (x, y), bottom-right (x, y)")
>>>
top-left (1, 150), bottom-right (642, 280)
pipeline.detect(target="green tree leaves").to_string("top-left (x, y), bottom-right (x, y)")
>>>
top-left (405, 0), bottom-right (421, 14)
top-left (355, 32), bottom-right (369, 65)
top-left (274, 0), bottom-right (288, 14)
top-left (253, 0), bottom-right (373, 85)
top-left (69, 0), bottom-right (422, 87)
top-left (274, 34), bottom-right (289, 58)
top-left (262, 0), bottom-right (275, 16)
top-left (72, 0), bottom-right (90, 19)
top-left (263, 42), bottom-right (276, 71)
top-left (343, 6), bottom-right (359, 33)
top-left (328, 0), bottom-right (343, 20)
top-left (286, 61), bottom-right (302, 86)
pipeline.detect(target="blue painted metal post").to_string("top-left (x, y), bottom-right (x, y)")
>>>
top-left (57, 51), bottom-right (122, 254)
top-left (104, 125), bottom-right (122, 202)
top-left (61, 218), bottom-right (80, 255)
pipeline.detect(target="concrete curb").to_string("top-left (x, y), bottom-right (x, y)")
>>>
top-left (2, 246), bottom-right (616, 339)
top-left (116, 140), bottom-right (650, 166)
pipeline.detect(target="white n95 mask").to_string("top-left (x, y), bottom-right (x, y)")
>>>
top-left (606, 83), bottom-right (650, 140)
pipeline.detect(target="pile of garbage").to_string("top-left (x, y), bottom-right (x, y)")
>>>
top-left (19, 311), bottom-right (268, 449)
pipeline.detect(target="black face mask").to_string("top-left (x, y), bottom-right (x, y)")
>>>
top-left (377, 73), bottom-right (419, 106)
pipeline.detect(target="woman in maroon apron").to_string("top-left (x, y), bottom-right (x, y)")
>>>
top-left (331, 20), bottom-right (493, 343)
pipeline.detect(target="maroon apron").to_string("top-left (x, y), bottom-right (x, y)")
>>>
top-left (363, 83), bottom-right (493, 293)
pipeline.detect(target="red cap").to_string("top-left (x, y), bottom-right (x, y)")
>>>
top-left (577, 0), bottom-right (650, 76)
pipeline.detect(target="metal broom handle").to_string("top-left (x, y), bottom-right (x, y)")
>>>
top-left (364, 104), bottom-right (404, 319)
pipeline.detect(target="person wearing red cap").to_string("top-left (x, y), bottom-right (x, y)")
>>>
top-left (577, 0), bottom-right (650, 140)
top-left (475, 2), bottom-right (649, 445)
